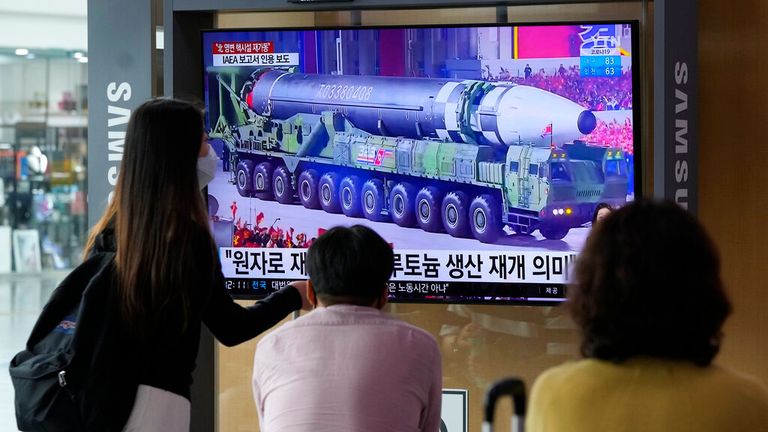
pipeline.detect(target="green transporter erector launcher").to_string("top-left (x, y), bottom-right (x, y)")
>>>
top-left (210, 69), bottom-right (629, 243)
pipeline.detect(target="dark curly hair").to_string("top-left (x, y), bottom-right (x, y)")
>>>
top-left (568, 200), bottom-right (731, 366)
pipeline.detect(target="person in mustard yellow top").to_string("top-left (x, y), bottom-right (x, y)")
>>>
top-left (526, 200), bottom-right (768, 432)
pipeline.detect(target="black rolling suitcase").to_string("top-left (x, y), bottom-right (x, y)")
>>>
top-left (483, 378), bottom-right (526, 432)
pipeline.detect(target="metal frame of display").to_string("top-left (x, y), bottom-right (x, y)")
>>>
top-left (87, 1), bottom-right (697, 430)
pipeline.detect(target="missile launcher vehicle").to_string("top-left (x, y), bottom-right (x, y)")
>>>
top-left (210, 69), bottom-right (629, 242)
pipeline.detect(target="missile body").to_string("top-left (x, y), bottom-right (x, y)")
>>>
top-left (245, 70), bottom-right (596, 147)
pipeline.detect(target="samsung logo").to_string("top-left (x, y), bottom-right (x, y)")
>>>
top-left (673, 62), bottom-right (689, 209)
top-left (106, 82), bottom-right (132, 202)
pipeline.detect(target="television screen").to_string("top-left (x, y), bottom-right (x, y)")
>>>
top-left (202, 22), bottom-right (639, 304)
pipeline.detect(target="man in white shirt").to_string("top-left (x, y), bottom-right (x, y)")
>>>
top-left (252, 225), bottom-right (442, 432)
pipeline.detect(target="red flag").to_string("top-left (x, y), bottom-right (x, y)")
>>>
top-left (541, 123), bottom-right (553, 137)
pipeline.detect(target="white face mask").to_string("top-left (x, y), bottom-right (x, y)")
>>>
top-left (197, 144), bottom-right (218, 189)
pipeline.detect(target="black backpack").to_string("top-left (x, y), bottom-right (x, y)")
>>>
top-left (9, 250), bottom-right (139, 432)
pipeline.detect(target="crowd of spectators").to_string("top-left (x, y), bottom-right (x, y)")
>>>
top-left (231, 211), bottom-right (323, 248)
top-left (583, 118), bottom-right (634, 154)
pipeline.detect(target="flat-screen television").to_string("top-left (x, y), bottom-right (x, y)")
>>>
top-left (202, 21), bottom-right (639, 304)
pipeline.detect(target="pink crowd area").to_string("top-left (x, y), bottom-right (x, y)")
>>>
top-left (583, 119), bottom-right (634, 154)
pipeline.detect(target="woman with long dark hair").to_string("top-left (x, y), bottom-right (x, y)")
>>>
top-left (526, 200), bottom-right (768, 432)
top-left (85, 98), bottom-right (308, 431)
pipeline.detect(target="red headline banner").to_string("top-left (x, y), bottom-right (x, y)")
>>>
top-left (212, 41), bottom-right (274, 54)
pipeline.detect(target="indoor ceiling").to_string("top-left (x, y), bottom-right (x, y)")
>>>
top-left (0, 0), bottom-right (87, 52)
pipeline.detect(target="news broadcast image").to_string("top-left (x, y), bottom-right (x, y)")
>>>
top-left (201, 23), bottom-right (636, 303)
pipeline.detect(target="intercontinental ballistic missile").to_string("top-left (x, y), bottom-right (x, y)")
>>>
top-left (242, 70), bottom-right (596, 149)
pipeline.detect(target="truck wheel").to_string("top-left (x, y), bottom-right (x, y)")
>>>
top-left (340, 176), bottom-right (363, 218)
top-left (415, 186), bottom-right (443, 232)
top-left (361, 178), bottom-right (387, 221)
top-left (389, 182), bottom-right (417, 227)
top-left (441, 191), bottom-right (471, 238)
top-left (318, 172), bottom-right (342, 213)
top-left (253, 162), bottom-right (273, 200)
top-left (298, 169), bottom-right (320, 209)
top-left (469, 194), bottom-right (502, 243)
top-left (235, 160), bottom-right (255, 197)
top-left (539, 224), bottom-right (569, 240)
top-left (272, 165), bottom-right (294, 205)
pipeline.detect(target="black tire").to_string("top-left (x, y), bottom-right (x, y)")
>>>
top-left (469, 194), bottom-right (503, 243)
top-left (318, 172), bottom-right (342, 213)
top-left (298, 169), bottom-right (321, 209)
top-left (253, 162), bottom-right (273, 200)
top-left (361, 178), bottom-right (387, 222)
top-left (207, 194), bottom-right (219, 216)
top-left (441, 191), bottom-right (471, 238)
top-left (340, 176), bottom-right (363, 218)
top-left (272, 165), bottom-right (294, 204)
top-left (389, 182), bottom-right (417, 227)
top-left (235, 160), bottom-right (254, 197)
top-left (415, 186), bottom-right (444, 232)
top-left (539, 224), bottom-right (569, 240)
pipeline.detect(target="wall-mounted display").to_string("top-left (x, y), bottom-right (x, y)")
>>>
top-left (202, 22), bottom-right (639, 304)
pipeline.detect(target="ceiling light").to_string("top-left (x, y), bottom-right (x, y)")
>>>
top-left (15, 48), bottom-right (29, 56)
top-left (78, 57), bottom-right (88, 64)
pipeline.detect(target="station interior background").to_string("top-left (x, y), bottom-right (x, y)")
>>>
top-left (0, 1), bottom-right (88, 428)
top-left (0, 0), bottom-right (766, 431)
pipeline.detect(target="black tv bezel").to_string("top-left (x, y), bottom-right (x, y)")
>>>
top-left (201, 20), bottom-right (642, 306)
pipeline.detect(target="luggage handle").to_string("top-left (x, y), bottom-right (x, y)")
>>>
top-left (482, 378), bottom-right (526, 432)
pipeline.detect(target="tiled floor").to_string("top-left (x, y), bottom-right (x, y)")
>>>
top-left (0, 271), bottom-right (65, 431)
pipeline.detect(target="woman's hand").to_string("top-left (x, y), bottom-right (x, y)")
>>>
top-left (288, 281), bottom-right (313, 311)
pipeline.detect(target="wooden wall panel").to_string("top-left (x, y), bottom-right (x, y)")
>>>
top-left (699, 0), bottom-right (768, 385)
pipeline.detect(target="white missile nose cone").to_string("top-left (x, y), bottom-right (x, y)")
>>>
top-left (494, 85), bottom-right (597, 147)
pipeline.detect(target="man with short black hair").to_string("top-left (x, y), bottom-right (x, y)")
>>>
top-left (252, 225), bottom-right (442, 432)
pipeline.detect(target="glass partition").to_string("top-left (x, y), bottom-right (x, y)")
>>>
top-left (0, 49), bottom-right (88, 273)
top-left (0, 47), bottom-right (88, 431)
